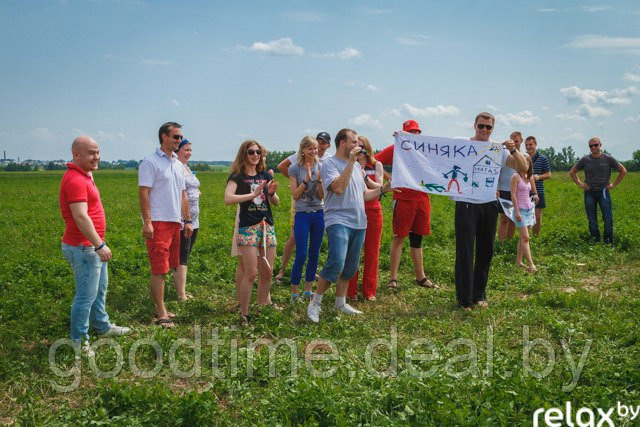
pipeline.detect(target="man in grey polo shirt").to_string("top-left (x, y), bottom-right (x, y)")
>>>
top-left (569, 137), bottom-right (627, 244)
top-left (138, 121), bottom-right (193, 328)
top-left (307, 128), bottom-right (394, 323)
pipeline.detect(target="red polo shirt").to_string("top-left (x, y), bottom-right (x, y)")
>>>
top-left (375, 145), bottom-right (430, 202)
top-left (59, 162), bottom-right (106, 246)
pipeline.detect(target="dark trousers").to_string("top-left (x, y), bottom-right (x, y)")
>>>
top-left (455, 201), bottom-right (499, 308)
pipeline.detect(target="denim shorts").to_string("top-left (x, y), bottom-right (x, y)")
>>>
top-left (320, 224), bottom-right (366, 283)
top-left (514, 208), bottom-right (536, 228)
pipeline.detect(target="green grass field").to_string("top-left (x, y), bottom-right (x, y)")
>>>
top-left (1, 170), bottom-right (639, 425)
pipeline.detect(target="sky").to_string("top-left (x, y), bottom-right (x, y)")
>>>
top-left (1, 0), bottom-right (639, 162)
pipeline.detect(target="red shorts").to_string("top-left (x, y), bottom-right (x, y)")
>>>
top-left (392, 198), bottom-right (431, 237)
top-left (145, 221), bottom-right (181, 275)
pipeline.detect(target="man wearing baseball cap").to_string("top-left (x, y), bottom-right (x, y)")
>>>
top-left (274, 131), bottom-right (332, 285)
top-left (374, 120), bottom-right (438, 290)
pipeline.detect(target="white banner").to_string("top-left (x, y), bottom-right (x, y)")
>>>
top-left (391, 134), bottom-right (505, 203)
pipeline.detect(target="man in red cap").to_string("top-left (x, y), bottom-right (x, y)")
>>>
top-left (374, 120), bottom-right (437, 289)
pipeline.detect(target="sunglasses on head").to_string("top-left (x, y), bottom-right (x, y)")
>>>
top-left (172, 134), bottom-right (183, 140)
top-left (476, 124), bottom-right (493, 130)
top-left (589, 144), bottom-right (600, 148)
top-left (247, 149), bottom-right (262, 156)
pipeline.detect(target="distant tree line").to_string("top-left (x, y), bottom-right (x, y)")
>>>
top-left (537, 147), bottom-right (640, 172)
top-left (3, 148), bottom-right (639, 172)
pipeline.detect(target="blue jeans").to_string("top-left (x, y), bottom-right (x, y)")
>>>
top-left (62, 243), bottom-right (111, 342)
top-left (584, 189), bottom-right (614, 243)
top-left (291, 210), bottom-right (325, 286)
top-left (320, 224), bottom-right (366, 283)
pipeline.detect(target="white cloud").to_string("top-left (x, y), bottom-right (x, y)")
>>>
top-left (565, 35), bottom-right (640, 52)
top-left (338, 47), bottom-right (362, 59)
top-left (577, 104), bottom-right (612, 118)
top-left (311, 47), bottom-right (362, 60)
top-left (249, 37), bottom-right (304, 56)
top-left (280, 11), bottom-right (327, 22)
top-left (347, 114), bottom-right (382, 131)
top-left (485, 104), bottom-right (499, 111)
top-left (287, 78), bottom-right (294, 84)
top-left (538, 8), bottom-right (556, 12)
top-left (624, 115), bottom-right (640, 122)
top-left (30, 127), bottom-right (55, 141)
top-left (365, 84), bottom-right (380, 92)
top-left (363, 8), bottom-right (391, 14)
top-left (139, 58), bottom-right (173, 66)
top-left (624, 71), bottom-right (640, 82)
top-left (557, 132), bottom-right (586, 144)
top-left (582, 5), bottom-right (611, 12)
top-left (401, 103), bottom-right (460, 118)
top-left (456, 121), bottom-right (474, 130)
top-left (541, 106), bottom-right (551, 111)
top-left (171, 99), bottom-right (180, 107)
top-left (555, 113), bottom-right (586, 121)
top-left (560, 85), bottom-right (640, 105)
top-left (495, 111), bottom-right (541, 126)
top-left (395, 34), bottom-right (429, 46)
top-left (95, 130), bottom-right (127, 142)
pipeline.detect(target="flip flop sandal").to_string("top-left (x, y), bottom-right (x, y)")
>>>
top-left (416, 278), bottom-right (440, 289)
top-left (155, 318), bottom-right (175, 328)
top-left (155, 312), bottom-right (176, 319)
top-left (387, 279), bottom-right (398, 289)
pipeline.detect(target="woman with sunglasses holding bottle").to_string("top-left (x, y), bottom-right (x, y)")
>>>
top-left (347, 135), bottom-right (384, 301)
top-left (225, 140), bottom-right (280, 326)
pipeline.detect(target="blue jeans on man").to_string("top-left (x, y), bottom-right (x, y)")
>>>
top-left (62, 243), bottom-right (112, 343)
top-left (320, 224), bottom-right (366, 283)
top-left (584, 189), bottom-right (613, 244)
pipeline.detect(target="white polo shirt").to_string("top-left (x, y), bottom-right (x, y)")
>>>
top-left (138, 148), bottom-right (186, 223)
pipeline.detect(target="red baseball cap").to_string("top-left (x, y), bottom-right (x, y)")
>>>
top-left (403, 119), bottom-right (421, 134)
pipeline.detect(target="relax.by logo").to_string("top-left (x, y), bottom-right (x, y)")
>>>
top-left (533, 402), bottom-right (640, 427)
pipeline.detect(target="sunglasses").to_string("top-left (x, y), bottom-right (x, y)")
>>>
top-left (589, 144), bottom-right (600, 148)
top-left (476, 124), bottom-right (493, 130)
top-left (247, 149), bottom-right (262, 156)
top-left (172, 135), bottom-right (183, 140)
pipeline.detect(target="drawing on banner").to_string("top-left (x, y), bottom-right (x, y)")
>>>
top-left (392, 134), bottom-right (505, 203)
top-left (419, 181), bottom-right (446, 193)
top-left (472, 155), bottom-right (501, 188)
top-left (442, 165), bottom-right (468, 194)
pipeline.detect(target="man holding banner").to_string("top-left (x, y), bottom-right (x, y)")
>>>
top-left (452, 113), bottom-right (527, 310)
top-left (390, 112), bottom-right (527, 311)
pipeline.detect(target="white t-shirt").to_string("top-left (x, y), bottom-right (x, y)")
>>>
top-left (138, 148), bottom-right (186, 223)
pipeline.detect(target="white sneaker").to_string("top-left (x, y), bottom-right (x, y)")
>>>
top-left (74, 340), bottom-right (95, 359)
top-left (307, 302), bottom-right (322, 323)
top-left (337, 303), bottom-right (363, 315)
top-left (102, 325), bottom-right (131, 337)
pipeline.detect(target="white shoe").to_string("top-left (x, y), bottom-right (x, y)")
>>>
top-left (102, 325), bottom-right (131, 337)
top-left (337, 303), bottom-right (363, 315)
top-left (307, 302), bottom-right (321, 323)
top-left (74, 340), bottom-right (95, 358)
